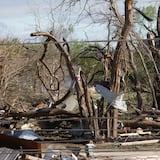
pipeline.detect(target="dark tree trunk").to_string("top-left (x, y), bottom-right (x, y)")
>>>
top-left (110, 0), bottom-right (133, 137)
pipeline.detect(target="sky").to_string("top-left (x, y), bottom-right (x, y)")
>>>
top-left (0, 0), bottom-right (159, 42)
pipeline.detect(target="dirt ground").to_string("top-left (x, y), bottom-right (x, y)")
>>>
top-left (41, 142), bottom-right (160, 160)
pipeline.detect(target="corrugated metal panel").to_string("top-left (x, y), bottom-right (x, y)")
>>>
top-left (0, 147), bottom-right (20, 160)
top-left (0, 134), bottom-right (42, 158)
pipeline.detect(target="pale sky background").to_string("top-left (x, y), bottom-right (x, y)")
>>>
top-left (0, 0), bottom-right (159, 41)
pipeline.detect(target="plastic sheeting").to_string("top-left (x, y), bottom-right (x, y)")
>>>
top-left (5, 130), bottom-right (44, 141)
top-left (95, 84), bottom-right (127, 112)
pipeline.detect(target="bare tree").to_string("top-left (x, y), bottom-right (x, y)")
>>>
top-left (0, 41), bottom-right (30, 112)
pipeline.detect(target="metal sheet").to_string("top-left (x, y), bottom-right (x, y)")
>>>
top-left (0, 147), bottom-right (20, 160)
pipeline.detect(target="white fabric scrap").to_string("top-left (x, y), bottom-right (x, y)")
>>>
top-left (112, 94), bottom-right (127, 112)
top-left (95, 84), bottom-right (127, 112)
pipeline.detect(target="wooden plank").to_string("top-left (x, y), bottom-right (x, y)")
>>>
top-left (120, 139), bottom-right (159, 146)
top-left (25, 154), bottom-right (43, 160)
top-left (119, 133), bottom-right (139, 137)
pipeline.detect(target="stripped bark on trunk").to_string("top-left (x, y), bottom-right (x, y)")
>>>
top-left (110, 0), bottom-right (133, 137)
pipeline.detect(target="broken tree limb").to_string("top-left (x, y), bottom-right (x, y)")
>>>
top-left (30, 32), bottom-right (75, 80)
top-left (122, 119), bottom-right (160, 128)
top-left (30, 32), bottom-right (88, 117)
top-left (143, 110), bottom-right (160, 115)
top-left (36, 65), bottom-right (56, 103)
top-left (129, 114), bottom-right (148, 122)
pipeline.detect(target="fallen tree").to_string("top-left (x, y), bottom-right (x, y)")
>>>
top-left (29, 31), bottom-right (100, 139)
top-left (123, 119), bottom-right (160, 129)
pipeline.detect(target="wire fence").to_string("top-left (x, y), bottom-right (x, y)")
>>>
top-left (0, 37), bottom-right (159, 46)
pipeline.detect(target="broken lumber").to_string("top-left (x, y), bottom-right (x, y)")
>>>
top-left (119, 131), bottom-right (151, 137)
top-left (119, 133), bottom-right (139, 137)
top-left (120, 139), bottom-right (159, 146)
top-left (143, 110), bottom-right (160, 115)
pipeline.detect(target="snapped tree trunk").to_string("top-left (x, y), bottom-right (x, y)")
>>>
top-left (110, 0), bottom-right (133, 137)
